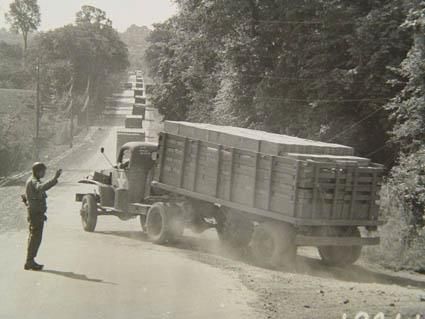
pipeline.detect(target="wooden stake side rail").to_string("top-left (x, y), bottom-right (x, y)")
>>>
top-left (152, 182), bottom-right (384, 227)
top-left (154, 133), bottom-right (383, 225)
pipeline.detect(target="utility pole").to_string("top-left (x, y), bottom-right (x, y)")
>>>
top-left (34, 59), bottom-right (41, 161)
top-left (70, 98), bottom-right (74, 148)
top-left (67, 75), bottom-right (75, 149)
top-left (85, 77), bottom-right (91, 130)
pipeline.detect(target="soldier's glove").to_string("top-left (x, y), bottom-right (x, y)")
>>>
top-left (55, 169), bottom-right (63, 179)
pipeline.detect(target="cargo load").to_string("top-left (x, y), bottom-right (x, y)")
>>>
top-left (158, 121), bottom-right (382, 225)
top-left (164, 121), bottom-right (354, 156)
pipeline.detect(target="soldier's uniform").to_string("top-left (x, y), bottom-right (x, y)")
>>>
top-left (25, 175), bottom-right (58, 264)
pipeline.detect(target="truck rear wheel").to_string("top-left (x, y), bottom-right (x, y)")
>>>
top-left (146, 203), bottom-right (184, 244)
top-left (318, 227), bottom-right (362, 267)
top-left (216, 208), bottom-right (254, 248)
top-left (250, 221), bottom-right (296, 268)
top-left (81, 195), bottom-right (98, 232)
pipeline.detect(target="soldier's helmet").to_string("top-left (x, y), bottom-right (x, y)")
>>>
top-left (32, 162), bottom-right (47, 175)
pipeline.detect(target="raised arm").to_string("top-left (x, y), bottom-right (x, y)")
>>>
top-left (33, 177), bottom-right (58, 193)
top-left (33, 169), bottom-right (62, 192)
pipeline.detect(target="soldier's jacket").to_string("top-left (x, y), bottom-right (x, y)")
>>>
top-left (25, 176), bottom-right (58, 214)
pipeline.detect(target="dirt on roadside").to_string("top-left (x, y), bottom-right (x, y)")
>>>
top-left (172, 233), bottom-right (425, 319)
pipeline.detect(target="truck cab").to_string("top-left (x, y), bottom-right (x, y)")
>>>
top-left (113, 142), bottom-right (158, 203)
top-left (76, 142), bottom-right (158, 231)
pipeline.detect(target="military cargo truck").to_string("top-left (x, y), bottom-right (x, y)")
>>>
top-left (76, 121), bottom-right (383, 267)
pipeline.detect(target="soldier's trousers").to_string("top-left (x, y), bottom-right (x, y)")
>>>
top-left (27, 216), bottom-right (45, 262)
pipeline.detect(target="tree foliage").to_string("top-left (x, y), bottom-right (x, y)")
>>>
top-left (375, 2), bottom-right (425, 257)
top-left (120, 25), bottom-right (151, 71)
top-left (146, 0), bottom-right (410, 164)
top-left (29, 5), bottom-right (129, 115)
top-left (5, 0), bottom-right (41, 51)
top-left (76, 5), bottom-right (112, 27)
top-left (0, 41), bottom-right (29, 88)
top-left (387, 2), bottom-right (425, 153)
top-left (0, 6), bottom-right (129, 178)
top-left (146, 2), bottom-right (425, 267)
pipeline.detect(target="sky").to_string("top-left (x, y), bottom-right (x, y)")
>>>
top-left (0, 0), bottom-right (177, 32)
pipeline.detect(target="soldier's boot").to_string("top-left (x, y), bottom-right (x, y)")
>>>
top-left (24, 259), bottom-right (44, 271)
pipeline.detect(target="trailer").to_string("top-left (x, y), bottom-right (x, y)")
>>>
top-left (116, 128), bottom-right (145, 154)
top-left (76, 121), bottom-right (383, 267)
top-left (125, 115), bottom-right (143, 129)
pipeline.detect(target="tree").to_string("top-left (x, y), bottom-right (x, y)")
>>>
top-left (0, 41), bottom-right (28, 88)
top-left (387, 1), bottom-right (425, 153)
top-left (145, 0), bottom-right (409, 163)
top-left (121, 25), bottom-right (151, 70)
top-left (29, 5), bottom-right (129, 119)
top-left (76, 5), bottom-right (112, 28)
top-left (5, 0), bottom-right (41, 51)
top-left (381, 0), bottom-right (425, 233)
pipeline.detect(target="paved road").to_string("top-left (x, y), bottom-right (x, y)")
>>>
top-left (1, 83), bottom-right (425, 318)
top-left (0, 126), bottom-right (256, 319)
top-left (2, 126), bottom-right (425, 318)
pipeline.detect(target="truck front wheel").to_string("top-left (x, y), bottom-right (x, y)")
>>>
top-left (318, 227), bottom-right (362, 267)
top-left (146, 203), bottom-right (184, 244)
top-left (81, 195), bottom-right (98, 232)
top-left (250, 221), bottom-right (296, 268)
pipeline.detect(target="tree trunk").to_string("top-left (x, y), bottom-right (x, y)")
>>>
top-left (22, 32), bottom-right (28, 66)
top-left (23, 32), bottom-right (28, 52)
top-left (80, 77), bottom-right (91, 127)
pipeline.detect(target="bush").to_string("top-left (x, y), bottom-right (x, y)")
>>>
top-left (366, 148), bottom-right (425, 271)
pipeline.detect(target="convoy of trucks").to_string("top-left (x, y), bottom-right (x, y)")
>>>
top-left (76, 73), bottom-right (383, 268)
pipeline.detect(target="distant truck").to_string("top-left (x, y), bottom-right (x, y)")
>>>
top-left (76, 121), bottom-right (383, 267)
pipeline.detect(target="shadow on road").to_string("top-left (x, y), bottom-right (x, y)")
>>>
top-left (95, 230), bottom-right (425, 289)
top-left (43, 269), bottom-right (116, 285)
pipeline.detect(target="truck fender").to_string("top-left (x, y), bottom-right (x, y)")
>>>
top-left (78, 179), bottom-right (106, 187)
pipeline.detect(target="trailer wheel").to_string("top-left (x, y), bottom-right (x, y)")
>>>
top-left (216, 208), bottom-right (254, 248)
top-left (81, 195), bottom-right (98, 232)
top-left (146, 203), bottom-right (184, 244)
top-left (318, 227), bottom-right (362, 267)
top-left (250, 222), bottom-right (296, 268)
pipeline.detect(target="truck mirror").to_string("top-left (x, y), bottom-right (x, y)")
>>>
top-left (100, 147), bottom-right (114, 168)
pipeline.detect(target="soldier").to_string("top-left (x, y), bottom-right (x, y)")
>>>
top-left (23, 162), bottom-right (62, 271)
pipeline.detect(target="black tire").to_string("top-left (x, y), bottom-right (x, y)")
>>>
top-left (146, 203), bottom-right (184, 244)
top-left (250, 221), bottom-right (296, 268)
top-left (318, 227), bottom-right (362, 267)
top-left (216, 208), bottom-right (254, 248)
top-left (81, 195), bottom-right (98, 232)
